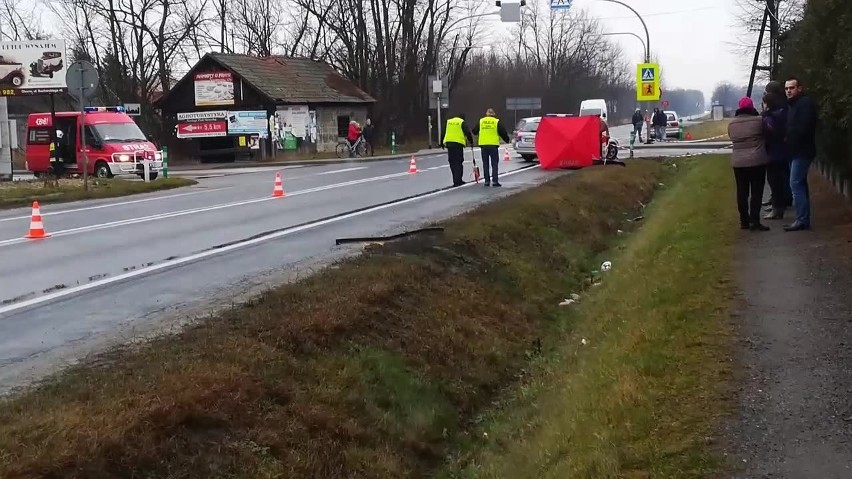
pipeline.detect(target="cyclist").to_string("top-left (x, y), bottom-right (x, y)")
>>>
top-left (347, 120), bottom-right (362, 157)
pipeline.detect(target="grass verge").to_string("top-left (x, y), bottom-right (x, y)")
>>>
top-left (684, 119), bottom-right (731, 140)
top-left (0, 177), bottom-right (197, 209)
top-left (440, 154), bottom-right (738, 478)
top-left (0, 161), bottom-right (666, 478)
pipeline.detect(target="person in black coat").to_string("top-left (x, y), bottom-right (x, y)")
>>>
top-left (762, 83), bottom-right (792, 219)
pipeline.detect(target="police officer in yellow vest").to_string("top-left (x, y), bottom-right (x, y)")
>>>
top-left (442, 113), bottom-right (474, 187)
top-left (472, 108), bottom-right (511, 187)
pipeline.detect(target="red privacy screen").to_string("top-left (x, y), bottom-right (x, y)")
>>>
top-left (535, 116), bottom-right (600, 169)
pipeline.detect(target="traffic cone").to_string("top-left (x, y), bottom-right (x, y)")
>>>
top-left (272, 171), bottom-right (285, 197)
top-left (408, 156), bottom-right (418, 174)
top-left (685, 132), bottom-right (693, 141)
top-left (24, 201), bottom-right (50, 239)
top-left (503, 148), bottom-right (511, 162)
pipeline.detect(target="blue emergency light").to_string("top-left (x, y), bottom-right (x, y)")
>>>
top-left (83, 106), bottom-right (126, 113)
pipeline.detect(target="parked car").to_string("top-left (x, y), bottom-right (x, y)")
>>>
top-left (650, 110), bottom-right (682, 139)
top-left (514, 116), bottom-right (540, 162)
top-left (664, 110), bottom-right (681, 138)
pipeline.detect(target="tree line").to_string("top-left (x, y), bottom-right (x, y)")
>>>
top-left (3, 0), bottom-right (704, 145)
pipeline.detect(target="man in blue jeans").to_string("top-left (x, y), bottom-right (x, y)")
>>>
top-left (783, 77), bottom-right (819, 232)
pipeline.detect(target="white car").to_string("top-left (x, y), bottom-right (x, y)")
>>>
top-left (513, 116), bottom-right (540, 162)
top-left (650, 110), bottom-right (683, 139)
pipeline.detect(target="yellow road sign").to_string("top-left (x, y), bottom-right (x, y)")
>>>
top-left (636, 63), bottom-right (661, 101)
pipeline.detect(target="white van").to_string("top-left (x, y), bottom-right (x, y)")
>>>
top-left (579, 99), bottom-right (608, 122)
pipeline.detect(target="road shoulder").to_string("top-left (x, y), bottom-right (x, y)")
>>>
top-left (722, 172), bottom-right (852, 477)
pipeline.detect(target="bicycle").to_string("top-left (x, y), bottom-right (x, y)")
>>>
top-left (336, 135), bottom-right (368, 158)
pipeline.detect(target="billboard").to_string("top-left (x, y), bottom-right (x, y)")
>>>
top-left (226, 110), bottom-right (268, 137)
top-left (194, 72), bottom-right (234, 106)
top-left (0, 40), bottom-right (68, 96)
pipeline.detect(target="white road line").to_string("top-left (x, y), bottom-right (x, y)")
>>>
top-left (316, 166), bottom-right (368, 175)
top-left (0, 187), bottom-right (234, 223)
top-left (0, 165), bottom-right (482, 247)
top-left (0, 165), bottom-right (537, 317)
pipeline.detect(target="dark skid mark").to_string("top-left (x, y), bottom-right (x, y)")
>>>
top-left (42, 284), bottom-right (67, 294)
top-left (1, 291), bottom-right (37, 305)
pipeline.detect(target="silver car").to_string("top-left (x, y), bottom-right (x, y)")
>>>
top-left (513, 116), bottom-right (541, 162)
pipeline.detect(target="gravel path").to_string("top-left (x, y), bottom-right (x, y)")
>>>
top-left (724, 172), bottom-right (852, 477)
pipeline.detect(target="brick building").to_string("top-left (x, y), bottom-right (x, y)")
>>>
top-left (156, 53), bottom-right (376, 162)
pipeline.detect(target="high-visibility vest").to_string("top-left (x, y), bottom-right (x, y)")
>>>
top-left (443, 117), bottom-right (466, 145)
top-left (49, 142), bottom-right (58, 162)
top-left (478, 116), bottom-right (500, 146)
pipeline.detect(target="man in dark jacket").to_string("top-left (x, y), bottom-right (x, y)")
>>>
top-left (783, 77), bottom-right (819, 231)
top-left (652, 108), bottom-right (667, 142)
top-left (762, 85), bottom-right (792, 219)
top-left (362, 119), bottom-right (376, 156)
top-left (442, 113), bottom-right (474, 187)
top-left (631, 108), bottom-right (644, 143)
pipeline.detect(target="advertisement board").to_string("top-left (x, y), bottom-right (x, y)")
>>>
top-left (226, 110), bottom-right (268, 137)
top-left (0, 40), bottom-right (68, 96)
top-left (276, 105), bottom-right (309, 138)
top-left (176, 121), bottom-right (227, 139)
top-left (177, 110), bottom-right (227, 121)
top-left (194, 72), bottom-right (234, 106)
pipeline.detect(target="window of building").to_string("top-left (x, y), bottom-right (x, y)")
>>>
top-left (337, 115), bottom-right (350, 137)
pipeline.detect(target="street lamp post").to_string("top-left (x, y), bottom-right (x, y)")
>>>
top-left (597, 0), bottom-right (651, 62)
top-left (599, 32), bottom-right (647, 61)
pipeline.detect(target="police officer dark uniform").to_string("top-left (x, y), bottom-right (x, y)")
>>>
top-left (472, 108), bottom-right (511, 187)
top-left (442, 114), bottom-right (474, 187)
top-left (49, 129), bottom-right (66, 178)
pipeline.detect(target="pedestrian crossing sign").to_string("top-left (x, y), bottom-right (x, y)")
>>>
top-left (636, 63), bottom-right (661, 101)
top-left (550, 0), bottom-right (573, 9)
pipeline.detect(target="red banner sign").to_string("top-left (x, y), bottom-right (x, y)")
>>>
top-left (176, 121), bottom-right (227, 139)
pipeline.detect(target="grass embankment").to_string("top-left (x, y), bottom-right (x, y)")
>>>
top-left (0, 156), bottom-right (739, 478)
top-left (441, 154), bottom-right (738, 478)
top-left (684, 119), bottom-right (731, 141)
top-left (0, 162), bottom-right (662, 478)
top-left (0, 177), bottom-right (197, 209)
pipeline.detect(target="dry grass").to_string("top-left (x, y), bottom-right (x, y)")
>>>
top-left (439, 155), bottom-right (738, 478)
top-left (0, 161), bottom-right (666, 478)
top-left (0, 177), bottom-right (197, 209)
top-left (684, 119), bottom-right (732, 141)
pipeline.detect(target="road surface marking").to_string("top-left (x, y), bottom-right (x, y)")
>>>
top-left (0, 165), bottom-right (531, 246)
top-left (0, 187), bottom-right (234, 224)
top-left (0, 165), bottom-right (536, 316)
top-left (316, 166), bottom-right (368, 176)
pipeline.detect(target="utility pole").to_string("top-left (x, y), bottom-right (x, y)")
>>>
top-left (0, 22), bottom-right (11, 181)
top-left (768, 0), bottom-right (780, 78)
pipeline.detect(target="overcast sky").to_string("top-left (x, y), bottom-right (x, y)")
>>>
top-left (35, 0), bottom-right (753, 98)
top-left (578, 0), bottom-right (752, 96)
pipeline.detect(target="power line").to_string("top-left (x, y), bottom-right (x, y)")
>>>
top-left (596, 6), bottom-right (721, 21)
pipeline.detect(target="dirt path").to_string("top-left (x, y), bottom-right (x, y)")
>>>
top-left (724, 171), bottom-right (852, 477)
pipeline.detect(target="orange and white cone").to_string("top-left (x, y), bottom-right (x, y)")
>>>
top-left (272, 171), bottom-right (285, 198)
top-left (24, 201), bottom-right (50, 239)
top-left (408, 156), bottom-right (418, 174)
top-left (504, 148), bottom-right (511, 162)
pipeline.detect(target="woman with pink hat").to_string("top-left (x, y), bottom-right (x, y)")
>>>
top-left (728, 96), bottom-right (771, 231)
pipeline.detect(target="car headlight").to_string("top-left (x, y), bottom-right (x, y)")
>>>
top-left (118, 154), bottom-right (130, 162)
top-left (154, 153), bottom-right (162, 160)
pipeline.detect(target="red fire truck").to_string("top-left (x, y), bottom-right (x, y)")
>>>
top-left (25, 106), bottom-right (163, 180)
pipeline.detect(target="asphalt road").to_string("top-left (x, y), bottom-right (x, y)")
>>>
top-left (0, 141), bottom-right (723, 393)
